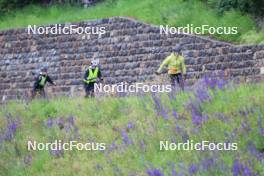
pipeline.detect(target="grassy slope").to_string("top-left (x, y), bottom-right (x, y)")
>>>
top-left (0, 0), bottom-right (264, 44)
top-left (0, 80), bottom-right (264, 175)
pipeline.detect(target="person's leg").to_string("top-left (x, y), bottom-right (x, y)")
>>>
top-left (84, 84), bottom-right (89, 98)
top-left (88, 83), bottom-right (95, 97)
top-left (32, 86), bottom-right (41, 99)
top-left (84, 83), bottom-right (95, 98)
top-left (40, 89), bottom-right (47, 99)
top-left (176, 73), bottom-right (184, 91)
top-left (31, 89), bottom-right (37, 99)
top-left (170, 74), bottom-right (177, 89)
top-left (31, 83), bottom-right (38, 99)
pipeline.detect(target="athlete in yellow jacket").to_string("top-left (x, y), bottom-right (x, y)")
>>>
top-left (156, 52), bottom-right (187, 90)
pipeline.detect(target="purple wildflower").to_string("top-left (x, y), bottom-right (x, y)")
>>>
top-left (74, 126), bottom-right (79, 133)
top-left (146, 168), bottom-right (164, 176)
top-left (217, 79), bottom-right (227, 89)
top-left (188, 164), bottom-right (198, 175)
top-left (140, 140), bottom-right (146, 151)
top-left (247, 142), bottom-right (264, 161)
top-left (152, 93), bottom-right (162, 110)
top-left (201, 157), bottom-right (215, 171)
top-left (190, 104), bottom-right (208, 127)
top-left (239, 109), bottom-right (249, 117)
top-left (175, 125), bottom-right (183, 134)
top-left (186, 100), bottom-right (206, 127)
top-left (181, 132), bottom-right (189, 142)
top-left (176, 173), bottom-right (184, 176)
top-left (168, 91), bottom-right (176, 101)
top-left (152, 93), bottom-right (169, 120)
top-left (192, 112), bottom-right (203, 126)
top-left (260, 128), bottom-right (264, 137)
top-left (121, 130), bottom-right (132, 145)
top-left (230, 128), bottom-right (238, 140)
top-left (159, 109), bottom-right (169, 120)
top-left (49, 148), bottom-right (63, 157)
top-left (57, 118), bottom-right (64, 129)
top-left (171, 168), bottom-right (177, 176)
top-left (23, 155), bottom-right (32, 165)
top-left (170, 163), bottom-right (178, 176)
top-left (195, 87), bottom-right (211, 102)
top-left (243, 166), bottom-right (253, 176)
top-left (4, 132), bottom-right (13, 141)
top-left (4, 121), bottom-right (18, 141)
top-left (191, 127), bottom-right (199, 134)
top-left (64, 124), bottom-right (71, 133)
top-left (8, 122), bottom-right (17, 132)
top-left (258, 114), bottom-right (264, 136)
top-left (203, 76), bottom-right (217, 89)
top-left (210, 77), bottom-right (218, 89)
top-left (233, 159), bottom-right (243, 176)
top-left (127, 122), bottom-right (135, 130)
top-left (67, 116), bottom-right (75, 126)
top-left (248, 142), bottom-right (257, 155)
top-left (232, 159), bottom-right (254, 176)
top-left (172, 110), bottom-right (178, 119)
top-left (109, 141), bottom-right (117, 152)
top-left (45, 118), bottom-right (53, 128)
top-left (241, 121), bottom-right (251, 132)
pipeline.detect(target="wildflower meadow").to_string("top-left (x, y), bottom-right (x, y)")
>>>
top-left (0, 77), bottom-right (264, 175)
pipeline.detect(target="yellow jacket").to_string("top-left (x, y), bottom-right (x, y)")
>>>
top-left (157, 53), bottom-right (186, 75)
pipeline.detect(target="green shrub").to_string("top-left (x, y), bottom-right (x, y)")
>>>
top-left (0, 0), bottom-right (87, 15)
top-left (0, 0), bottom-right (36, 14)
top-left (202, 0), bottom-right (264, 17)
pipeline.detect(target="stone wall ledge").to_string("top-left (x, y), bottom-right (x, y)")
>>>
top-left (0, 17), bottom-right (264, 100)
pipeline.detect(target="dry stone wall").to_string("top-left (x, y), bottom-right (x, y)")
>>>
top-left (0, 17), bottom-right (264, 100)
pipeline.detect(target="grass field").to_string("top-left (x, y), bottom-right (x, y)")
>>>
top-left (0, 0), bottom-right (264, 44)
top-left (1, 77), bottom-right (264, 175)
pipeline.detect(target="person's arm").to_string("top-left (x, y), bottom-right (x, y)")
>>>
top-left (98, 68), bottom-right (102, 79)
top-left (83, 70), bottom-right (89, 83)
top-left (157, 56), bottom-right (170, 73)
top-left (46, 75), bottom-right (55, 85)
top-left (181, 56), bottom-right (187, 76)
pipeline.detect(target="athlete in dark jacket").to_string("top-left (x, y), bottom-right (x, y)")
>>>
top-left (32, 67), bottom-right (56, 98)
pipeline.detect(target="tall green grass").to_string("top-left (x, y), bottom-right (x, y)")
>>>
top-left (0, 0), bottom-right (263, 44)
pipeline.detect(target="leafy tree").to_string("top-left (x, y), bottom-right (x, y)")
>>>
top-left (0, 0), bottom-right (101, 15)
top-left (202, 0), bottom-right (264, 17)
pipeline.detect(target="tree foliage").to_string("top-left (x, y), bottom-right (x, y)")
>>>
top-left (203, 0), bottom-right (264, 17)
top-left (0, 0), bottom-right (95, 15)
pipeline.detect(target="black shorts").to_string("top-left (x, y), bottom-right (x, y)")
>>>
top-left (84, 82), bottom-right (95, 92)
top-left (169, 73), bottom-right (183, 86)
top-left (33, 83), bottom-right (44, 91)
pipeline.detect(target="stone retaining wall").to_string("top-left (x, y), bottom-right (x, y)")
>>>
top-left (0, 17), bottom-right (264, 100)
